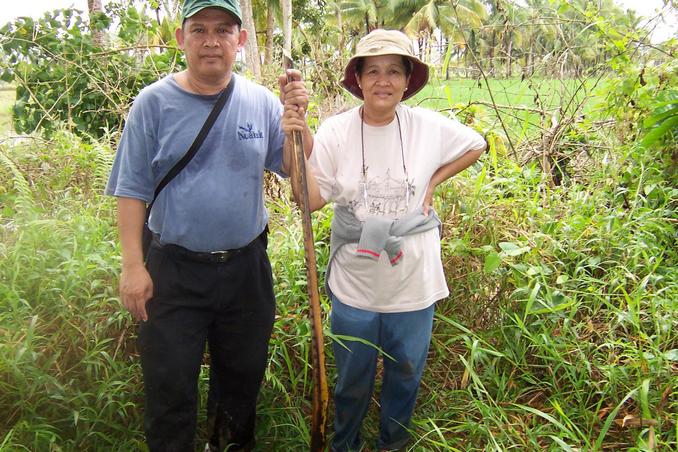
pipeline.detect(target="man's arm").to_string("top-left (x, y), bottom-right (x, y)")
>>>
top-left (423, 145), bottom-right (486, 215)
top-left (117, 197), bottom-right (153, 321)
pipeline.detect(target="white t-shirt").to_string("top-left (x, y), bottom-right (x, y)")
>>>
top-left (310, 104), bottom-right (485, 313)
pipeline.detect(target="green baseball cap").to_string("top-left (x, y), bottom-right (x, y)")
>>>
top-left (181, 0), bottom-right (243, 25)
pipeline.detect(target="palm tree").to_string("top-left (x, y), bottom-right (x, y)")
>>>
top-left (330, 0), bottom-right (346, 61)
top-left (497, 0), bottom-right (528, 77)
top-left (521, 0), bottom-right (559, 77)
top-left (87, 0), bottom-right (106, 47)
top-left (340, 0), bottom-right (385, 34)
top-left (241, 0), bottom-right (262, 78)
top-left (386, 0), bottom-right (486, 72)
top-left (264, 0), bottom-right (276, 65)
top-left (281, 0), bottom-right (293, 56)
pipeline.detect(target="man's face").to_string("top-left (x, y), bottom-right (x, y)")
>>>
top-left (176, 7), bottom-right (246, 81)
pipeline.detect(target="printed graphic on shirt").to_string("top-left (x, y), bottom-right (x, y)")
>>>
top-left (348, 169), bottom-right (415, 220)
top-left (237, 122), bottom-right (264, 140)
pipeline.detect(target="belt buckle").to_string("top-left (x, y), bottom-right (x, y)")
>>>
top-left (209, 250), bottom-right (231, 263)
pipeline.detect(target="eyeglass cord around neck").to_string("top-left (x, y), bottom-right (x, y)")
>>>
top-left (360, 106), bottom-right (410, 178)
top-left (359, 107), bottom-right (412, 210)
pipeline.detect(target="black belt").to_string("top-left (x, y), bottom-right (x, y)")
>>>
top-left (152, 231), bottom-right (262, 264)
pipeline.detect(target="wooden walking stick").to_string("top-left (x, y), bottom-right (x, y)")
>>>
top-left (281, 26), bottom-right (329, 452)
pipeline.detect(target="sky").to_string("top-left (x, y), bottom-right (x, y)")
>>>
top-left (0, 0), bottom-right (675, 42)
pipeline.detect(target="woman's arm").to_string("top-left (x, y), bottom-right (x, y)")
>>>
top-left (423, 145), bottom-right (486, 215)
top-left (282, 106), bottom-right (327, 212)
top-left (279, 69), bottom-right (313, 176)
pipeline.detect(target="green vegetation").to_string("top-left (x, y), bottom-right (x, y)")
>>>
top-left (0, 86), bottom-right (13, 135)
top-left (0, 0), bottom-right (667, 141)
top-left (415, 78), bottom-right (593, 111)
top-left (1, 61), bottom-right (676, 448)
top-left (0, 0), bottom-right (676, 450)
top-left (0, 10), bottom-right (181, 140)
top-left (410, 77), bottom-right (601, 145)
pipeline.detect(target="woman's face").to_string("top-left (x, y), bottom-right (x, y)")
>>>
top-left (356, 54), bottom-right (410, 114)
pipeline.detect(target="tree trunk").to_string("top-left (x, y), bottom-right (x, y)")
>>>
top-left (281, 0), bottom-right (293, 57)
top-left (160, 0), bottom-right (179, 20)
top-left (87, 0), bottom-right (106, 48)
top-left (505, 35), bottom-right (513, 78)
top-left (337, 5), bottom-right (344, 66)
top-left (464, 45), bottom-right (471, 75)
top-left (264, 1), bottom-right (275, 65)
top-left (489, 30), bottom-right (495, 75)
top-left (241, 0), bottom-right (261, 79)
top-left (526, 33), bottom-right (534, 77)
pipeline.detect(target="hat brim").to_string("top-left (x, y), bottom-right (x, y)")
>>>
top-left (341, 54), bottom-right (429, 101)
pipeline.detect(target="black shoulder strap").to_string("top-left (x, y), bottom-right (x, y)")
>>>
top-left (151, 76), bottom-right (236, 204)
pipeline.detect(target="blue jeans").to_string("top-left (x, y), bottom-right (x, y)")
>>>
top-left (330, 295), bottom-right (434, 451)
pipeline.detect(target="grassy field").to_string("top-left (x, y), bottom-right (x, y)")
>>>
top-left (408, 77), bottom-right (604, 147)
top-left (414, 77), bottom-right (598, 110)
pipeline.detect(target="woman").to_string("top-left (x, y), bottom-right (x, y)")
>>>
top-left (283, 29), bottom-right (486, 451)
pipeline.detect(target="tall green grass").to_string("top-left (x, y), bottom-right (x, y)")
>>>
top-left (415, 154), bottom-right (677, 450)
top-left (0, 133), bottom-right (144, 450)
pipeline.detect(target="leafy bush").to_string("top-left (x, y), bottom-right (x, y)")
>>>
top-left (0, 7), bottom-right (182, 140)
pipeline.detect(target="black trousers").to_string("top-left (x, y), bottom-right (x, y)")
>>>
top-left (139, 231), bottom-right (275, 452)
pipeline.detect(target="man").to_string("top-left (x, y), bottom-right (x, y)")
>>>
top-left (105, 0), bottom-right (309, 450)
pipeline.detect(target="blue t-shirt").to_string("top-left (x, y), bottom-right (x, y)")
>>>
top-left (105, 73), bottom-right (286, 251)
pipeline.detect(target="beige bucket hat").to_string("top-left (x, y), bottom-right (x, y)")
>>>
top-left (341, 29), bottom-right (429, 101)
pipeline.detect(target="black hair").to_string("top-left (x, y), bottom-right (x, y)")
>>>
top-left (355, 56), bottom-right (413, 76)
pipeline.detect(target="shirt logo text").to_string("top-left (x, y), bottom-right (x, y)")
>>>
top-left (238, 123), bottom-right (264, 140)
